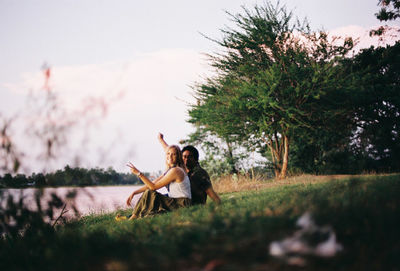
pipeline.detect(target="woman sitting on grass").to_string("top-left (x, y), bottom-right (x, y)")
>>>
top-left (117, 145), bottom-right (192, 220)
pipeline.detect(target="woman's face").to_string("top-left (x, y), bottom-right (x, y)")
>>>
top-left (166, 147), bottom-right (178, 167)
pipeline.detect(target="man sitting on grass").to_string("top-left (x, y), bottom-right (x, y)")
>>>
top-left (158, 133), bottom-right (221, 205)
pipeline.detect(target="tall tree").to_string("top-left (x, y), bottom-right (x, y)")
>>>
top-left (189, 2), bottom-right (354, 179)
top-left (370, 0), bottom-right (400, 36)
top-left (376, 0), bottom-right (400, 21)
top-left (350, 42), bottom-right (400, 172)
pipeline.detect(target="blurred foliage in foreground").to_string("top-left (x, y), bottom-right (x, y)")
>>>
top-left (1, 174), bottom-right (399, 271)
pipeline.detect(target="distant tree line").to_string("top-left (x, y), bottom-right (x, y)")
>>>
top-left (0, 165), bottom-right (145, 188)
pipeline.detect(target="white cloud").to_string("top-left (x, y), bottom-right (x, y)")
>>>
top-left (328, 25), bottom-right (399, 53)
top-left (2, 48), bottom-right (210, 174)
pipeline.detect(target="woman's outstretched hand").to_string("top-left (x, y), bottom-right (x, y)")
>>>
top-left (126, 193), bottom-right (134, 206)
top-left (127, 162), bottom-right (140, 175)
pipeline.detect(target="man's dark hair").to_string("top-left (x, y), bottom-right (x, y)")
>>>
top-left (182, 145), bottom-right (199, 161)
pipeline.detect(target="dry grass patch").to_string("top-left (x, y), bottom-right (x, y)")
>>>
top-left (211, 173), bottom-right (393, 194)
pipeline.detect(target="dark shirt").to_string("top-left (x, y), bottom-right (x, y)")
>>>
top-left (188, 163), bottom-right (212, 205)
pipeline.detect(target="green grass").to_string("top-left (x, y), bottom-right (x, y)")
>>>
top-left (1, 174), bottom-right (400, 270)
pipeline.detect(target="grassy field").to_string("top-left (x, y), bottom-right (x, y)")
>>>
top-left (1, 174), bottom-right (400, 270)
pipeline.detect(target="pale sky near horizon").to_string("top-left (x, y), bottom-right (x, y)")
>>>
top-left (0, 0), bottom-right (398, 175)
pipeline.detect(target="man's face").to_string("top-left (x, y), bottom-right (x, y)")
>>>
top-left (182, 150), bottom-right (196, 169)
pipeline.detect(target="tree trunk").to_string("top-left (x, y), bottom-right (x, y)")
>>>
top-left (279, 135), bottom-right (289, 179)
top-left (265, 136), bottom-right (282, 179)
top-left (264, 134), bottom-right (289, 180)
top-left (226, 140), bottom-right (238, 174)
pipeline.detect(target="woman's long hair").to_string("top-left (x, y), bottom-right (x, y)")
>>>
top-left (165, 145), bottom-right (186, 171)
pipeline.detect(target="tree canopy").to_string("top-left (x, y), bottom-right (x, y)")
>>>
top-left (188, 2), bottom-right (355, 178)
top-left (376, 0), bottom-right (400, 21)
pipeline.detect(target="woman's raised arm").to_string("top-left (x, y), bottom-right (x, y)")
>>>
top-left (158, 133), bottom-right (169, 152)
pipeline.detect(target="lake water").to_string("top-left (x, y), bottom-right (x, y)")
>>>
top-left (1, 185), bottom-right (168, 218)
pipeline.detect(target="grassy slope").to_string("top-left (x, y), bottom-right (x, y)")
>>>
top-left (2, 174), bottom-right (400, 271)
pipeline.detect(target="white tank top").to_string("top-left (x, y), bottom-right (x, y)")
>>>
top-left (168, 173), bottom-right (192, 199)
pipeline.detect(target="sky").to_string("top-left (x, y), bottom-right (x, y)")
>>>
top-left (0, 0), bottom-right (399, 175)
